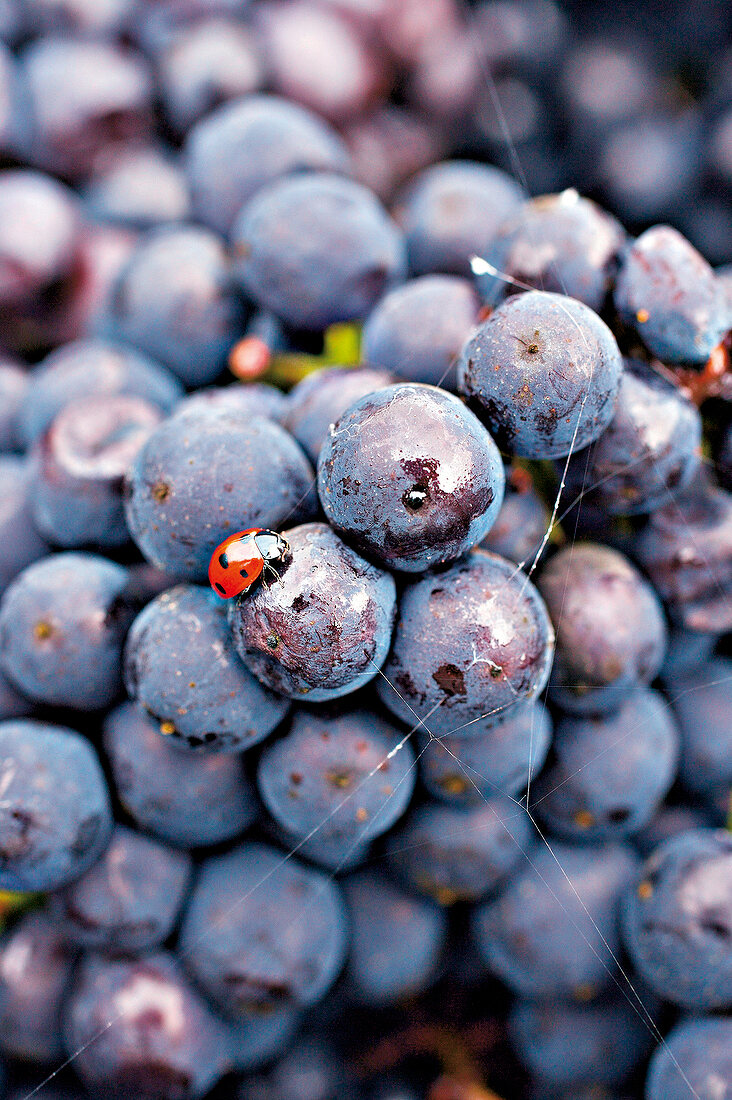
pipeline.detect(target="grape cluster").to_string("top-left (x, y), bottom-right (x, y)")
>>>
top-left (0, 2), bottom-right (730, 1100)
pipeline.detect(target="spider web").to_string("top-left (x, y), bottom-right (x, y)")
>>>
top-left (21, 8), bottom-right (732, 1100)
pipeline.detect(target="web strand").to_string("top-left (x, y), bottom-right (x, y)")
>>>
top-left (26, 12), bottom-right (730, 1100)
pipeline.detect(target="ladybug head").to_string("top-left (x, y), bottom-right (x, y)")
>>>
top-left (253, 530), bottom-right (290, 564)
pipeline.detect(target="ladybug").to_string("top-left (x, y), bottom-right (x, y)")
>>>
top-left (209, 528), bottom-right (290, 599)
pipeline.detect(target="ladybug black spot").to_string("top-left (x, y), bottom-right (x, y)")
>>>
top-left (215, 583), bottom-right (226, 595)
top-left (218, 552), bottom-right (229, 569)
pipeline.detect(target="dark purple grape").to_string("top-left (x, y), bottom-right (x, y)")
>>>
top-left (19, 337), bottom-right (181, 449)
top-left (474, 0), bottom-right (568, 74)
top-left (125, 584), bottom-right (290, 752)
top-left (255, 0), bottom-right (391, 124)
top-left (660, 626), bottom-right (715, 684)
top-left (0, 40), bottom-right (15, 151)
top-left (645, 1016), bottom-right (732, 1100)
top-left (175, 382), bottom-right (288, 425)
top-left (228, 522), bottom-right (396, 702)
top-left (509, 990), bottom-right (655, 1091)
top-left (257, 707), bottom-right (415, 856)
top-left (533, 687), bottom-right (680, 841)
top-left (377, 550), bottom-right (554, 736)
top-left (284, 365), bottom-right (395, 465)
top-left (158, 18), bottom-right (263, 136)
top-left (0, 456), bottom-right (49, 596)
top-left (419, 702), bottom-right (552, 803)
top-left (621, 828), bottom-right (732, 1010)
top-left (0, 719), bottom-right (112, 892)
top-left (56, 220), bottom-right (139, 349)
top-left (671, 656), bottom-right (732, 806)
top-left (599, 114), bottom-right (701, 224)
top-left (410, 23), bottom-right (487, 125)
top-left (0, 169), bottom-right (81, 306)
top-left (341, 106), bottom-right (446, 202)
top-left (479, 191), bottom-right (626, 313)
top-left (104, 224), bottom-right (245, 387)
top-left (179, 842), bottom-right (348, 1016)
top-left (228, 1008), bottom-right (300, 1074)
top-left (458, 290), bottom-right (623, 459)
top-left (563, 359), bottom-right (702, 515)
top-left (31, 393), bottom-right (162, 549)
top-left (473, 840), bottom-right (640, 999)
top-left (83, 145), bottom-right (191, 230)
top-left (317, 383), bottom-right (505, 572)
top-left (103, 702), bottom-right (258, 849)
top-left (238, 1036), bottom-right (353, 1100)
top-left (53, 824), bottom-right (192, 954)
top-left (184, 94), bottom-right (352, 237)
top-left (386, 797), bottom-right (534, 905)
top-left (361, 275), bottom-right (479, 389)
top-left (559, 39), bottom-right (661, 139)
top-left (124, 406), bottom-right (316, 581)
top-left (538, 543), bottom-right (667, 715)
top-left (614, 225), bottom-right (729, 364)
top-left (392, 160), bottom-right (525, 278)
top-left (0, 911), bottom-right (78, 1063)
top-left (232, 172), bottom-right (406, 331)
top-left (0, 553), bottom-right (134, 710)
top-left (131, 0), bottom-right (254, 53)
top-left (0, 0), bottom-right (23, 45)
top-left (64, 952), bottom-right (231, 1100)
top-left (634, 482), bottom-right (732, 634)
top-left (269, 821), bottom-right (370, 873)
top-left (15, 37), bottom-right (154, 180)
top-left (0, 169), bottom-right (82, 353)
top-left (344, 871), bottom-right (447, 1004)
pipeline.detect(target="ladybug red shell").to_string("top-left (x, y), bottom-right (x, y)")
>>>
top-left (209, 528), bottom-right (290, 599)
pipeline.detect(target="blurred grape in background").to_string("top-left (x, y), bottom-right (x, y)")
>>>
top-left (0, 2), bottom-right (731, 1100)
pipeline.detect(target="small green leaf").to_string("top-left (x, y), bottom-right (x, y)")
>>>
top-left (323, 322), bottom-right (362, 366)
top-left (267, 323), bottom-right (363, 387)
top-left (265, 353), bottom-right (328, 388)
top-left (0, 890), bottom-right (43, 933)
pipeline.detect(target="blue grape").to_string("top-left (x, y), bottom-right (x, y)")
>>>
top-left (621, 827), bottom-right (732, 1010)
top-left (317, 383), bottom-right (505, 572)
top-left (0, 718), bottom-right (112, 891)
top-left (378, 549), bottom-right (554, 736)
top-left (228, 522), bottom-right (396, 702)
top-left (614, 225), bottom-right (730, 364)
top-left (125, 584), bottom-right (290, 752)
top-left (179, 842), bottom-right (348, 1017)
top-left (473, 840), bottom-right (640, 999)
top-left (458, 290), bottom-right (623, 459)
top-left (257, 707), bottom-right (415, 854)
top-left (538, 544), bottom-right (667, 715)
top-left (232, 172), bottom-right (406, 331)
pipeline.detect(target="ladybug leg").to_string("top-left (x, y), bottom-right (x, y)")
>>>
top-left (263, 561), bottom-right (284, 589)
top-left (273, 564), bottom-right (286, 589)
